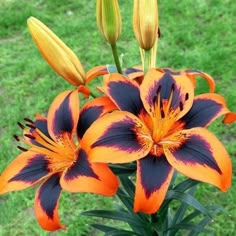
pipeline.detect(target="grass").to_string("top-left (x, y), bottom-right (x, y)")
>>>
top-left (0, 0), bottom-right (235, 235)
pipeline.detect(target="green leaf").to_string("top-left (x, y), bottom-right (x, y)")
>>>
top-left (91, 224), bottom-right (138, 235)
top-left (166, 222), bottom-right (211, 234)
top-left (119, 176), bottom-right (136, 197)
top-left (82, 210), bottom-right (152, 236)
top-left (173, 179), bottom-right (199, 192)
top-left (188, 217), bottom-right (213, 236)
top-left (116, 189), bottom-right (134, 213)
top-left (165, 190), bottom-right (211, 217)
top-left (105, 229), bottom-right (139, 236)
top-left (170, 186), bottom-right (197, 230)
top-left (82, 210), bottom-right (146, 228)
top-left (110, 164), bottom-right (136, 176)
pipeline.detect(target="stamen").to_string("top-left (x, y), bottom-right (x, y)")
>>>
top-left (179, 101), bottom-right (184, 111)
top-left (24, 134), bottom-right (36, 140)
top-left (13, 135), bottom-right (20, 141)
top-left (17, 146), bottom-right (28, 152)
top-left (26, 123), bottom-right (36, 129)
top-left (24, 118), bottom-right (34, 124)
top-left (17, 122), bottom-right (25, 129)
top-left (185, 93), bottom-right (189, 101)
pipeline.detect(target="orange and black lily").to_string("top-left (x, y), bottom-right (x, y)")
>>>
top-left (82, 69), bottom-right (233, 214)
top-left (0, 90), bottom-right (118, 231)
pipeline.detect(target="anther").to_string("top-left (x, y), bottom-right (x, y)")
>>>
top-left (171, 83), bottom-right (175, 91)
top-left (26, 124), bottom-right (36, 129)
top-left (152, 95), bottom-right (157, 104)
top-left (179, 101), bottom-right (184, 111)
top-left (17, 122), bottom-right (25, 129)
top-left (13, 135), bottom-right (20, 141)
top-left (185, 93), bottom-right (189, 101)
top-left (161, 109), bottom-right (165, 118)
top-left (24, 118), bottom-right (34, 124)
top-left (156, 85), bottom-right (162, 94)
top-left (17, 146), bottom-right (28, 152)
top-left (158, 27), bottom-right (161, 38)
top-left (24, 134), bottom-right (36, 140)
top-left (160, 100), bottom-right (163, 109)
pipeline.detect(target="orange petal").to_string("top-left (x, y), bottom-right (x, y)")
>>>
top-left (181, 93), bottom-right (233, 128)
top-left (34, 174), bottom-right (65, 231)
top-left (185, 69), bottom-right (215, 93)
top-left (140, 69), bottom-right (194, 120)
top-left (60, 148), bottom-right (119, 195)
top-left (47, 90), bottom-right (79, 141)
top-left (81, 111), bottom-right (153, 163)
top-left (85, 65), bottom-right (109, 84)
top-left (223, 111), bottom-right (236, 124)
top-left (78, 85), bottom-right (91, 98)
top-left (77, 96), bottom-right (117, 139)
top-left (103, 73), bottom-right (143, 115)
top-left (0, 151), bottom-right (50, 194)
top-left (134, 154), bottom-right (174, 214)
top-left (164, 127), bottom-right (232, 192)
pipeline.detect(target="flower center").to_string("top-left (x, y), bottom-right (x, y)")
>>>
top-left (151, 84), bottom-right (187, 143)
top-left (15, 119), bottom-right (77, 173)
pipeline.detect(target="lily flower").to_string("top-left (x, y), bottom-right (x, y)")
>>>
top-left (0, 90), bottom-right (118, 231)
top-left (82, 69), bottom-right (233, 214)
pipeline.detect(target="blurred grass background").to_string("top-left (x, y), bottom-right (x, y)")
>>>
top-left (0, 0), bottom-right (235, 235)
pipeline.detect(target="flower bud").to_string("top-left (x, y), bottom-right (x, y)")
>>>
top-left (27, 17), bottom-right (86, 86)
top-left (96, 0), bottom-right (121, 45)
top-left (133, 0), bottom-right (158, 50)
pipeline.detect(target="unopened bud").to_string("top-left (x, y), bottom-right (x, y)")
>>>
top-left (133, 0), bottom-right (158, 50)
top-left (96, 0), bottom-right (121, 45)
top-left (27, 17), bottom-right (86, 86)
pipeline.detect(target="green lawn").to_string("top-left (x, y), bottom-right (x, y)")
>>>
top-left (0, 0), bottom-right (235, 235)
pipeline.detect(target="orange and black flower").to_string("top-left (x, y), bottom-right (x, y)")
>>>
top-left (82, 69), bottom-right (233, 214)
top-left (0, 90), bottom-right (118, 231)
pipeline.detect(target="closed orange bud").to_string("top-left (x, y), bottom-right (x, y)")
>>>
top-left (96, 0), bottom-right (121, 45)
top-left (133, 0), bottom-right (158, 50)
top-left (27, 17), bottom-right (86, 86)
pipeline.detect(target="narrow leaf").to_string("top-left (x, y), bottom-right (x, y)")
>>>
top-left (166, 190), bottom-right (211, 217)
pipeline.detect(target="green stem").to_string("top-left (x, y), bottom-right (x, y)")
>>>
top-left (151, 214), bottom-right (159, 236)
top-left (89, 90), bottom-right (97, 98)
top-left (111, 43), bottom-right (122, 74)
top-left (144, 49), bottom-right (151, 75)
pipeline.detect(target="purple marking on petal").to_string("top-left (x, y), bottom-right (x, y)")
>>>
top-left (124, 67), bottom-right (143, 75)
top-left (34, 119), bottom-right (51, 139)
top-left (172, 135), bottom-right (222, 174)
top-left (29, 119), bottom-right (52, 147)
top-left (108, 81), bottom-right (143, 115)
top-left (64, 149), bottom-right (99, 180)
top-left (161, 68), bottom-right (181, 75)
top-left (92, 116), bottom-right (144, 153)
top-left (147, 73), bottom-right (181, 110)
top-left (181, 98), bottom-right (222, 128)
top-left (38, 174), bottom-right (61, 219)
top-left (139, 154), bottom-right (172, 198)
top-left (53, 92), bottom-right (74, 136)
top-left (9, 154), bottom-right (50, 183)
top-left (77, 106), bottom-right (103, 139)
